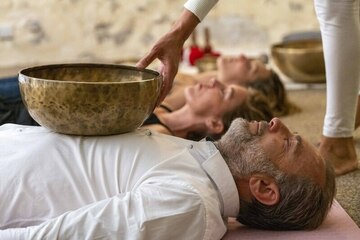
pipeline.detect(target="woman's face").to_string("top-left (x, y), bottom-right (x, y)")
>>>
top-left (184, 79), bottom-right (248, 118)
top-left (216, 54), bottom-right (271, 86)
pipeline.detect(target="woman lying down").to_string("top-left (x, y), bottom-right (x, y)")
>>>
top-left (141, 78), bottom-right (273, 140)
top-left (167, 54), bottom-right (300, 117)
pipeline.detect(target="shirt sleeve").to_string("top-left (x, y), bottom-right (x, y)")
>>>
top-left (184, 0), bottom-right (219, 21)
top-left (0, 180), bottom-right (207, 240)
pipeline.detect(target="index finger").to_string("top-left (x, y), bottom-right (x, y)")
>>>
top-left (136, 50), bottom-right (157, 69)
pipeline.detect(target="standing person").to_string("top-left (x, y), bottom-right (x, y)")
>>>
top-left (136, 0), bottom-right (360, 175)
top-left (314, 0), bottom-right (360, 175)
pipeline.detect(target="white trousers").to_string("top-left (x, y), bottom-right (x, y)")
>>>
top-left (314, 0), bottom-right (360, 137)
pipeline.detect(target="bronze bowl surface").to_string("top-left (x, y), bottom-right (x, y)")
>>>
top-left (271, 39), bottom-right (326, 83)
top-left (19, 63), bottom-right (162, 135)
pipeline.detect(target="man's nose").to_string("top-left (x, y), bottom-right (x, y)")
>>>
top-left (268, 118), bottom-right (290, 134)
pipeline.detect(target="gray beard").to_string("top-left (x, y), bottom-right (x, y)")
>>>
top-left (216, 118), bottom-right (277, 177)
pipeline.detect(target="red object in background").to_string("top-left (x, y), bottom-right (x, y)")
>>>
top-left (189, 46), bottom-right (204, 65)
top-left (189, 30), bottom-right (204, 65)
top-left (186, 27), bottom-right (222, 66)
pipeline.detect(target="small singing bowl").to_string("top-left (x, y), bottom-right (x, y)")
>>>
top-left (19, 63), bottom-right (162, 136)
top-left (271, 39), bottom-right (326, 83)
top-left (195, 56), bottom-right (218, 72)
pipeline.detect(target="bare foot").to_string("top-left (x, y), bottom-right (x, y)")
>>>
top-left (318, 136), bottom-right (358, 176)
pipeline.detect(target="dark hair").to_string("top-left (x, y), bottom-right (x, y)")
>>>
top-left (211, 89), bottom-right (273, 140)
top-left (247, 70), bottom-right (301, 116)
top-left (237, 158), bottom-right (336, 230)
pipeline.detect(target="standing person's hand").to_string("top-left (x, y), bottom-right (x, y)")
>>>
top-left (136, 9), bottom-right (200, 105)
top-left (136, 31), bottom-right (183, 105)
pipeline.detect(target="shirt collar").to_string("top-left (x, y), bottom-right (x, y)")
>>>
top-left (190, 141), bottom-right (240, 218)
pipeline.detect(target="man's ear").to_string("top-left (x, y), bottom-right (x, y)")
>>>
top-left (248, 175), bottom-right (280, 206)
top-left (205, 118), bottom-right (224, 134)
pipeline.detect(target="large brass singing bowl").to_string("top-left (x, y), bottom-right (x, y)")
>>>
top-left (19, 63), bottom-right (162, 135)
top-left (271, 40), bottom-right (326, 83)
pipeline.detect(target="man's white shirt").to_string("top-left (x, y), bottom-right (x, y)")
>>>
top-left (0, 124), bottom-right (239, 240)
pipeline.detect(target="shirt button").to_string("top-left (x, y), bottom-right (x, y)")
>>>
top-left (145, 129), bottom-right (152, 136)
top-left (189, 144), bottom-right (193, 149)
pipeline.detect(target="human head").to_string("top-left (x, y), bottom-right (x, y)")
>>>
top-left (216, 54), bottom-right (300, 116)
top-left (216, 118), bottom-right (336, 230)
top-left (216, 54), bottom-right (271, 86)
top-left (184, 79), bottom-right (273, 140)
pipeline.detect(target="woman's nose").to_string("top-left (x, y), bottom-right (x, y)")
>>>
top-left (207, 78), bottom-right (223, 88)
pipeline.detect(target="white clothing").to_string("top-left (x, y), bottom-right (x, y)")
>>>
top-left (314, 0), bottom-right (360, 137)
top-left (0, 124), bottom-right (239, 240)
top-left (184, 0), bottom-right (218, 21)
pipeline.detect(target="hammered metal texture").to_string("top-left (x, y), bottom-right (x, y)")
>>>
top-left (19, 64), bottom-right (161, 135)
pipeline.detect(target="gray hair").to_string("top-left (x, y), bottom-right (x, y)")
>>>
top-left (237, 159), bottom-right (335, 230)
top-left (216, 119), bottom-right (336, 230)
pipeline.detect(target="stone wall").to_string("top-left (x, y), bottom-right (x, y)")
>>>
top-left (0, 0), bottom-right (319, 68)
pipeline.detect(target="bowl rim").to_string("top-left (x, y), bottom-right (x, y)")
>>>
top-left (18, 63), bottom-right (161, 84)
top-left (271, 39), bottom-right (323, 54)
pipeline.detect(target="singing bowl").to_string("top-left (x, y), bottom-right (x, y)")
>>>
top-left (271, 40), bottom-right (326, 83)
top-left (195, 56), bottom-right (218, 72)
top-left (19, 63), bottom-right (162, 135)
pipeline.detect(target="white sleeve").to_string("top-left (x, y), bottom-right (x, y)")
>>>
top-left (184, 0), bottom-right (219, 21)
top-left (0, 180), bottom-right (206, 240)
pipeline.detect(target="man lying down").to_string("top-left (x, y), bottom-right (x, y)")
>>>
top-left (0, 117), bottom-right (335, 239)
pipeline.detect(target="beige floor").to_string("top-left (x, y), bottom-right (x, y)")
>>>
top-left (280, 87), bottom-right (360, 227)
